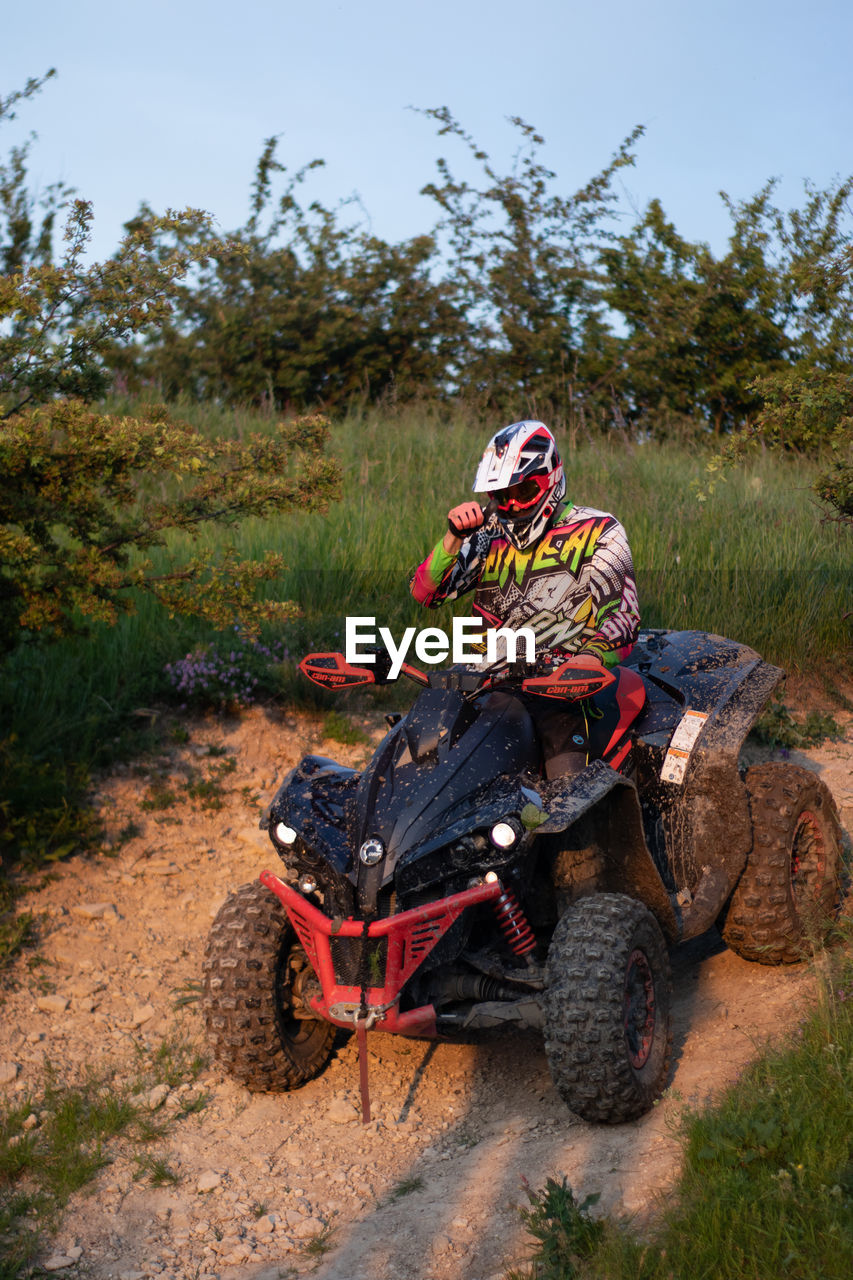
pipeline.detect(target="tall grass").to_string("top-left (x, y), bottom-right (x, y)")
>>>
top-left (1, 400), bottom-right (850, 862)
top-left (142, 399), bottom-right (850, 663)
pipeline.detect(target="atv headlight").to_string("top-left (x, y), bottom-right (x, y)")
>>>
top-left (490, 820), bottom-right (519, 849)
top-left (274, 822), bottom-right (297, 845)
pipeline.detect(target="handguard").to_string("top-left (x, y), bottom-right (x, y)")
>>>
top-left (521, 653), bottom-right (616, 701)
top-left (299, 653), bottom-right (377, 689)
top-left (299, 650), bottom-right (430, 689)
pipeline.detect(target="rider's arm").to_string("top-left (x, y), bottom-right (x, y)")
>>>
top-left (410, 538), bottom-right (459, 606)
top-left (410, 506), bottom-right (491, 608)
top-left (576, 518), bottom-right (640, 667)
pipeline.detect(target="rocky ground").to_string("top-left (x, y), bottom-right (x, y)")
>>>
top-left (1, 695), bottom-right (851, 1280)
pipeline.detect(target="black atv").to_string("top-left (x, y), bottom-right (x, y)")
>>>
top-left (202, 630), bottom-right (843, 1124)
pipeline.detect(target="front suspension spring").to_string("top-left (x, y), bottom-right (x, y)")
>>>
top-left (493, 888), bottom-right (536, 957)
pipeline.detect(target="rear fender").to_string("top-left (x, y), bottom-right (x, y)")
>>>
top-left (538, 760), bottom-right (679, 941)
top-left (660, 654), bottom-right (785, 936)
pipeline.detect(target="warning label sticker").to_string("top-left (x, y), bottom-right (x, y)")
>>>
top-left (661, 708), bottom-right (709, 785)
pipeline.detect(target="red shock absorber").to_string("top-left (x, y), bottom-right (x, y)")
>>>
top-left (493, 888), bottom-right (536, 957)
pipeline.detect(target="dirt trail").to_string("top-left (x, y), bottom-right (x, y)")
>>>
top-left (2, 701), bottom-right (851, 1280)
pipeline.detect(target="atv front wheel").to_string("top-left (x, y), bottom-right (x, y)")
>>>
top-left (721, 763), bottom-right (842, 964)
top-left (203, 880), bottom-right (335, 1090)
top-left (543, 893), bottom-right (672, 1124)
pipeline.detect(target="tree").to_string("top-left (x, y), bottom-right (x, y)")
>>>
top-left (0, 70), bottom-right (67, 277)
top-left (111, 138), bottom-right (466, 410)
top-left (747, 367), bottom-right (852, 524)
top-left (601, 177), bottom-right (853, 441)
top-left (0, 77), bottom-right (341, 657)
top-left (600, 193), bottom-right (790, 435)
top-left (418, 109), bottom-right (642, 426)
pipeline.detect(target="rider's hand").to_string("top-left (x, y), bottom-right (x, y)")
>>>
top-left (447, 502), bottom-right (485, 538)
top-left (444, 502), bottom-right (485, 553)
top-left (563, 651), bottom-right (609, 674)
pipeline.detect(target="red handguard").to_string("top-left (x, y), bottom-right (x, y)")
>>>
top-left (522, 653), bottom-right (615, 701)
top-left (299, 652), bottom-right (376, 689)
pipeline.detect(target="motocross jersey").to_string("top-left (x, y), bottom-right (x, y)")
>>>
top-left (410, 502), bottom-right (640, 667)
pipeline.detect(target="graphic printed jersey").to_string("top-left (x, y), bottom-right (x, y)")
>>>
top-left (410, 504), bottom-right (640, 666)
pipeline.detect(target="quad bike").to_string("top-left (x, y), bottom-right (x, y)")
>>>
top-left (202, 630), bottom-right (843, 1124)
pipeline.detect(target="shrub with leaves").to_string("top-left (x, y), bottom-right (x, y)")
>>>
top-left (751, 700), bottom-right (842, 750)
top-left (510, 1176), bottom-right (603, 1280)
top-left (0, 401), bottom-right (340, 654)
top-left (0, 73), bottom-right (341, 659)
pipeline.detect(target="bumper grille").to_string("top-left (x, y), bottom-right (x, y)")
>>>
top-left (329, 935), bottom-right (388, 986)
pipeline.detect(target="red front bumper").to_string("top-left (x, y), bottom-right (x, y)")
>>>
top-left (260, 869), bottom-right (502, 1035)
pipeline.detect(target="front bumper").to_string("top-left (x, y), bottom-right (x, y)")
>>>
top-left (260, 869), bottom-right (502, 1034)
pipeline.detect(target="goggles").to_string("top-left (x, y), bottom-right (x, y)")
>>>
top-left (495, 473), bottom-right (549, 512)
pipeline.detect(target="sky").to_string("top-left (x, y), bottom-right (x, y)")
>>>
top-left (2, 0), bottom-right (852, 264)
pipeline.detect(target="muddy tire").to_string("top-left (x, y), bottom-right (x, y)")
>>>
top-left (543, 892), bottom-right (672, 1124)
top-left (203, 880), bottom-right (335, 1090)
top-left (721, 763), bottom-right (842, 964)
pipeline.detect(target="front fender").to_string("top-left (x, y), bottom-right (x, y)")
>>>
top-left (539, 760), bottom-right (680, 942)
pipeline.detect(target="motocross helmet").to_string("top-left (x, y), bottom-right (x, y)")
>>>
top-left (472, 420), bottom-right (566, 552)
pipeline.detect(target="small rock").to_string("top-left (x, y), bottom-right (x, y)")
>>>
top-left (223, 1248), bottom-right (252, 1266)
top-left (143, 1083), bottom-right (170, 1110)
top-left (326, 1097), bottom-right (358, 1124)
top-left (42, 1257), bottom-right (75, 1272)
top-left (132, 1004), bottom-right (156, 1027)
top-left (0, 1061), bottom-right (19, 1085)
top-left (254, 1214), bottom-right (277, 1235)
top-left (145, 860), bottom-right (181, 876)
top-left (36, 995), bottom-right (69, 1015)
top-left (197, 1170), bottom-right (221, 1193)
top-left (70, 902), bottom-right (118, 920)
top-left (76, 997), bottom-right (97, 1013)
top-left (292, 1216), bottom-right (326, 1240)
top-left (22, 1113), bottom-right (38, 1130)
top-left (237, 825), bottom-right (265, 850)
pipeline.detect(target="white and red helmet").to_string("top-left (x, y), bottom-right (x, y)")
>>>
top-left (473, 420), bottom-right (566, 552)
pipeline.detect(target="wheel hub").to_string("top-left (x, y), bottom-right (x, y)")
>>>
top-left (624, 947), bottom-right (656, 1069)
top-left (791, 810), bottom-right (825, 904)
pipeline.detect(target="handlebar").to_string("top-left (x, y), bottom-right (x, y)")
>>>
top-left (299, 649), bottom-right (615, 702)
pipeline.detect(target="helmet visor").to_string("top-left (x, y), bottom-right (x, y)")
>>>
top-left (495, 474), bottom-right (550, 512)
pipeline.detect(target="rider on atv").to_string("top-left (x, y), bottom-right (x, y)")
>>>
top-left (410, 420), bottom-right (640, 778)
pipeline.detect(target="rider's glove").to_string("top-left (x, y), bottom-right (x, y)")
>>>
top-left (447, 502), bottom-right (485, 538)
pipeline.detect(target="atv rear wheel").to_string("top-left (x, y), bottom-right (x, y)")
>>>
top-left (203, 880), bottom-right (335, 1090)
top-left (721, 763), bottom-right (842, 964)
top-left (543, 893), bottom-right (672, 1124)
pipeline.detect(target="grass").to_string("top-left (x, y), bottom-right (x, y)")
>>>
top-left (302, 1221), bottom-right (336, 1258)
top-left (386, 1175), bottom-right (424, 1201)
top-left (751, 700), bottom-right (843, 750)
top-left (0, 1034), bottom-right (208, 1277)
top-left (509, 938), bottom-right (853, 1280)
top-left (132, 1153), bottom-right (180, 1186)
top-left (0, 910), bottom-right (36, 975)
top-left (322, 709), bottom-right (369, 745)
